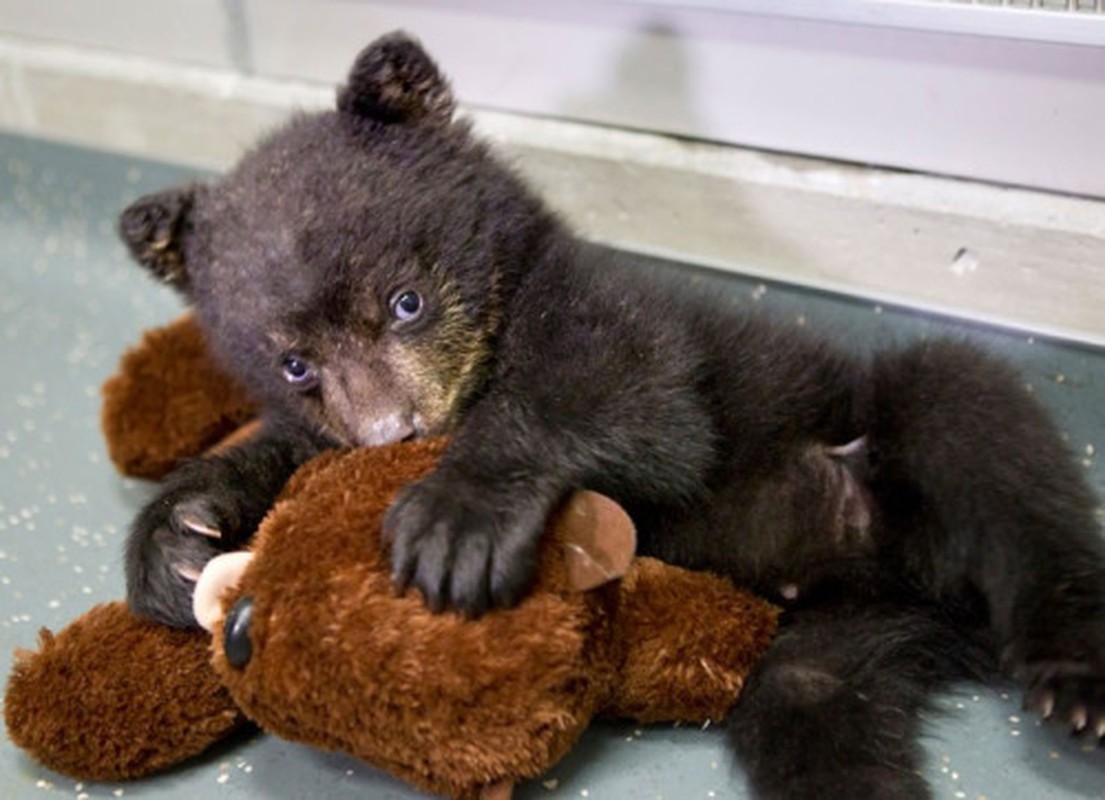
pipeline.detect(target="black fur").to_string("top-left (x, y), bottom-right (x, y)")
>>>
top-left (124, 415), bottom-right (331, 623)
top-left (118, 32), bottom-right (1105, 798)
top-left (729, 599), bottom-right (996, 800)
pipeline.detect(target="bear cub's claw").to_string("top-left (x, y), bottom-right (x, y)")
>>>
top-left (126, 476), bottom-right (257, 628)
top-left (1021, 660), bottom-right (1105, 742)
top-left (384, 471), bottom-right (549, 618)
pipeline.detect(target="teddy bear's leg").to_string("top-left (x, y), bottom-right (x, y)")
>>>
top-left (477, 780), bottom-right (514, 800)
top-left (727, 599), bottom-right (993, 800)
top-left (4, 602), bottom-right (248, 781)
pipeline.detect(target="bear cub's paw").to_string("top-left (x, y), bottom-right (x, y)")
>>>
top-left (384, 469), bottom-right (551, 618)
top-left (126, 466), bottom-right (260, 628)
top-left (1021, 659), bottom-right (1105, 742)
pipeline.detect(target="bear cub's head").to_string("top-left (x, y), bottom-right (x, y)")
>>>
top-left (119, 32), bottom-right (555, 447)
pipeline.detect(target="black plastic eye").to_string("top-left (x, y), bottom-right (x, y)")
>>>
top-left (282, 355), bottom-right (318, 390)
top-left (223, 596), bottom-right (254, 669)
top-left (390, 290), bottom-right (423, 323)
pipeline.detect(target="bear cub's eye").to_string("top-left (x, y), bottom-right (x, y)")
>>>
top-left (390, 290), bottom-right (424, 323)
top-left (282, 355), bottom-right (319, 391)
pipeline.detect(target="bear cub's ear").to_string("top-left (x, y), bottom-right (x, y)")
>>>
top-left (337, 31), bottom-right (455, 128)
top-left (118, 186), bottom-right (197, 292)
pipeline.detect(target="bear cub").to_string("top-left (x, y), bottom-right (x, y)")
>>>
top-left (118, 32), bottom-right (1105, 799)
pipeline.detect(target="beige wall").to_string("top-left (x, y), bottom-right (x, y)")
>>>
top-left (2, 0), bottom-right (1104, 344)
top-left (2, 0), bottom-right (1104, 195)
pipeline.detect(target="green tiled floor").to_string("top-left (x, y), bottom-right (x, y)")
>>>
top-left (1, 133), bottom-right (1102, 799)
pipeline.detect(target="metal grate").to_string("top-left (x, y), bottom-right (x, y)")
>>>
top-left (645, 1), bottom-right (1105, 45)
top-left (938, 0), bottom-right (1103, 11)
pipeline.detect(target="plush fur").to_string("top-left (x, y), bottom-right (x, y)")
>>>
top-left (4, 602), bottom-right (245, 781)
top-left (203, 438), bottom-right (777, 799)
top-left (117, 31), bottom-right (1105, 798)
top-left (102, 315), bottom-right (258, 479)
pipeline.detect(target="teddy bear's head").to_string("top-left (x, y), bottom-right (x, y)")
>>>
top-left (191, 437), bottom-right (638, 799)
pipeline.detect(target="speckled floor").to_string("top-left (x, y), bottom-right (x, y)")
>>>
top-left (1, 132), bottom-right (1102, 799)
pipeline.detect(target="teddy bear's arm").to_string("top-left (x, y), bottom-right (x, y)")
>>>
top-left (101, 315), bottom-right (258, 479)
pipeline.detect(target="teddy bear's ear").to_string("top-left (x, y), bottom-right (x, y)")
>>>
top-left (337, 31), bottom-right (455, 128)
top-left (117, 185), bottom-right (199, 293)
top-left (557, 492), bottom-right (637, 591)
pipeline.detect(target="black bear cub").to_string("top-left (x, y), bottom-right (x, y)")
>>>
top-left (119, 32), bottom-right (1104, 799)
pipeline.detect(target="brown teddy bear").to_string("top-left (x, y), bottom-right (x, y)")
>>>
top-left (5, 316), bottom-right (780, 799)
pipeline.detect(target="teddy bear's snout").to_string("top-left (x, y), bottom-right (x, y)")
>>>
top-left (223, 596), bottom-right (254, 669)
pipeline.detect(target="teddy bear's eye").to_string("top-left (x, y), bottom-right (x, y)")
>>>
top-left (282, 355), bottom-right (319, 391)
top-left (390, 290), bottom-right (423, 323)
top-left (224, 596), bottom-right (254, 669)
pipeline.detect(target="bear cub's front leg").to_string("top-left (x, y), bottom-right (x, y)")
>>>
top-left (126, 459), bottom-right (268, 627)
top-left (126, 422), bottom-right (329, 627)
